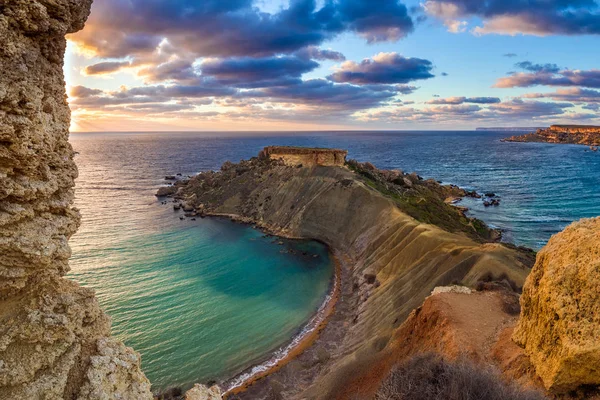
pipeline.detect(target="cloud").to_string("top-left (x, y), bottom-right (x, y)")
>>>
top-left (514, 61), bottom-right (561, 73)
top-left (503, 53), bottom-right (518, 57)
top-left (257, 79), bottom-right (401, 111)
top-left (328, 52), bottom-right (434, 84)
top-left (357, 98), bottom-right (577, 125)
top-left (199, 56), bottom-right (319, 88)
top-left (83, 61), bottom-right (131, 75)
top-left (69, 86), bottom-right (104, 98)
top-left (584, 103), bottom-right (600, 111)
top-left (495, 68), bottom-right (600, 88)
top-left (423, 0), bottom-right (600, 36)
top-left (70, 0), bottom-right (416, 60)
top-left (295, 46), bottom-right (346, 62)
top-left (427, 96), bottom-right (501, 104)
top-left (336, 0), bottom-right (415, 42)
top-left (522, 88), bottom-right (600, 102)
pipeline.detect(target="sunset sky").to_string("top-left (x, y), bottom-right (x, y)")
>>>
top-left (64, 0), bottom-right (600, 132)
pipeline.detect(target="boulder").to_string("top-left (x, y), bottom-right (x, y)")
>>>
top-left (156, 186), bottom-right (177, 197)
top-left (513, 217), bottom-right (600, 393)
top-left (185, 384), bottom-right (222, 400)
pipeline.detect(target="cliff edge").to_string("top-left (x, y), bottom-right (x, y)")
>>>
top-left (514, 217), bottom-right (600, 394)
top-left (0, 1), bottom-right (152, 398)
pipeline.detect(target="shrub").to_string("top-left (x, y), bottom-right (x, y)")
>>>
top-left (376, 353), bottom-right (545, 400)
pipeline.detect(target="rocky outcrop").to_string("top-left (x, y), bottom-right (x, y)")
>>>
top-left (549, 125), bottom-right (600, 134)
top-left (0, 1), bottom-right (152, 398)
top-left (503, 125), bottom-right (600, 146)
top-left (513, 217), bottom-right (600, 394)
top-left (185, 384), bottom-right (222, 400)
top-left (178, 151), bottom-right (534, 399)
top-left (259, 146), bottom-right (348, 167)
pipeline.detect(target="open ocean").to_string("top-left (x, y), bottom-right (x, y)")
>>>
top-left (68, 130), bottom-right (600, 392)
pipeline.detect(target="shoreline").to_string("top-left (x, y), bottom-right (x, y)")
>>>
top-left (189, 212), bottom-right (345, 398)
top-left (223, 248), bottom-right (342, 397)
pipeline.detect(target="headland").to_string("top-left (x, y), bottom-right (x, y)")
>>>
top-left (503, 125), bottom-right (600, 147)
top-left (160, 146), bottom-right (537, 399)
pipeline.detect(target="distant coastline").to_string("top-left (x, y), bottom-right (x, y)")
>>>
top-left (476, 127), bottom-right (545, 132)
top-left (502, 125), bottom-right (600, 147)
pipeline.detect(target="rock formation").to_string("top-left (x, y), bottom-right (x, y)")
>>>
top-left (503, 125), bottom-right (600, 146)
top-left (259, 146), bottom-right (348, 167)
top-left (513, 217), bottom-right (600, 394)
top-left (176, 150), bottom-right (534, 399)
top-left (0, 1), bottom-right (152, 398)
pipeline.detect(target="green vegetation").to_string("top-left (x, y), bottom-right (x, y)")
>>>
top-left (347, 161), bottom-right (497, 242)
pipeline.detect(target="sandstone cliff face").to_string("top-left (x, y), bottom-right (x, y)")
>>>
top-left (514, 217), bottom-right (600, 394)
top-left (0, 1), bottom-right (152, 398)
top-left (180, 157), bottom-right (533, 399)
top-left (549, 125), bottom-right (600, 134)
top-left (259, 146), bottom-right (348, 167)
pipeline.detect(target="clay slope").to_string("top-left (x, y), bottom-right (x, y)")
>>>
top-left (179, 157), bottom-right (533, 399)
top-left (0, 1), bottom-right (152, 398)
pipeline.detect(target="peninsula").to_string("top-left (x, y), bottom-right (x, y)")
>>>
top-left (503, 125), bottom-right (600, 147)
top-left (163, 147), bottom-right (542, 399)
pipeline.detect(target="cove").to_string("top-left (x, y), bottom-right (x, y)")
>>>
top-left (68, 217), bottom-right (334, 392)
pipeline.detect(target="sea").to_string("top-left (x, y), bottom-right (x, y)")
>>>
top-left (68, 130), bottom-right (600, 392)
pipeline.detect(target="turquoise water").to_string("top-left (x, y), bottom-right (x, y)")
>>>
top-left (67, 135), bottom-right (334, 392)
top-left (68, 130), bottom-right (600, 391)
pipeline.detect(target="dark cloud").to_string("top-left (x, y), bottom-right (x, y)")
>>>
top-left (199, 56), bottom-right (319, 88)
top-left (515, 61), bottom-right (561, 73)
top-left (584, 103), bottom-right (600, 111)
top-left (424, 0), bottom-right (600, 36)
top-left (427, 96), bottom-right (501, 104)
top-left (258, 79), bottom-right (401, 111)
top-left (328, 53), bottom-right (434, 84)
top-left (84, 61), bottom-right (131, 75)
top-left (71, 0), bottom-right (416, 59)
top-left (495, 68), bottom-right (600, 88)
top-left (336, 0), bottom-right (414, 42)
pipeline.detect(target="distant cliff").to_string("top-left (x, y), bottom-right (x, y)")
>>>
top-left (503, 125), bottom-right (600, 146)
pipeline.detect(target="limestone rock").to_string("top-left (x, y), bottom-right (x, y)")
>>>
top-left (77, 338), bottom-right (152, 400)
top-left (185, 384), bottom-right (222, 400)
top-left (513, 217), bottom-right (600, 393)
top-left (0, 1), bottom-right (152, 398)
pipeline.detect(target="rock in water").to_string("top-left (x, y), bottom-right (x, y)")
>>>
top-left (513, 217), bottom-right (600, 393)
top-left (0, 1), bottom-right (152, 398)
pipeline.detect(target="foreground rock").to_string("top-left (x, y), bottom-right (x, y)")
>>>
top-left (180, 147), bottom-right (534, 399)
top-left (514, 217), bottom-right (600, 394)
top-left (0, 2), bottom-right (152, 398)
top-left (503, 125), bottom-right (600, 146)
top-left (185, 384), bottom-right (222, 400)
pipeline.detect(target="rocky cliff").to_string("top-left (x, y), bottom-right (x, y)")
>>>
top-left (514, 217), bottom-right (600, 394)
top-left (0, 1), bottom-right (152, 398)
top-left (174, 151), bottom-right (534, 399)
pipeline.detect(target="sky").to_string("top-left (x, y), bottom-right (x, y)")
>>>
top-left (64, 0), bottom-right (600, 132)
